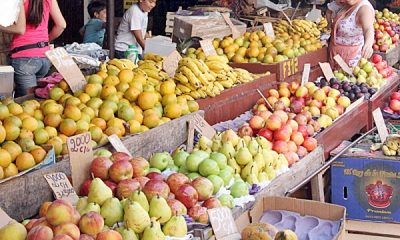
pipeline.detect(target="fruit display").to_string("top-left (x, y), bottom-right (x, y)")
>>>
top-left (371, 54), bottom-right (396, 79)
top-left (333, 58), bottom-right (392, 88)
top-left (315, 78), bottom-right (377, 102)
top-left (383, 90), bottom-right (400, 115)
top-left (186, 22), bottom-right (324, 64)
top-left (374, 9), bottom-right (400, 53)
top-left (381, 135), bottom-right (400, 156)
top-left (316, 17), bottom-right (329, 34)
top-left (174, 56), bottom-right (262, 99)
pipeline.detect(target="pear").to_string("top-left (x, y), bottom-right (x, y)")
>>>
top-left (278, 154), bottom-right (289, 169)
top-left (247, 139), bottom-right (260, 156)
top-left (241, 162), bottom-right (259, 180)
top-left (256, 136), bottom-right (272, 149)
top-left (124, 201), bottom-right (151, 234)
top-left (262, 149), bottom-right (278, 166)
top-left (265, 164), bottom-right (276, 181)
top-left (149, 195), bottom-right (172, 224)
top-left (235, 146), bottom-right (253, 165)
top-left (162, 215), bottom-right (187, 237)
top-left (243, 135), bottom-right (252, 145)
top-left (198, 135), bottom-right (212, 150)
top-left (141, 219), bottom-right (165, 240)
top-left (235, 139), bottom-right (247, 151)
top-left (80, 202), bottom-right (101, 215)
top-left (254, 148), bottom-right (265, 172)
top-left (88, 178), bottom-right (113, 206)
top-left (120, 198), bottom-right (132, 209)
top-left (258, 172), bottom-right (269, 182)
top-left (101, 197), bottom-right (123, 227)
top-left (116, 227), bottom-right (139, 240)
top-left (219, 141), bottom-right (235, 159)
top-left (129, 189), bottom-right (149, 212)
top-left (211, 139), bottom-right (222, 152)
top-left (227, 153), bottom-right (241, 175)
top-left (76, 197), bottom-right (89, 213)
top-left (0, 221), bottom-right (27, 240)
top-left (221, 129), bottom-right (239, 146)
top-left (246, 166), bottom-right (259, 185)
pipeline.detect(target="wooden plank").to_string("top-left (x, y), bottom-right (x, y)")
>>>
top-left (311, 172), bottom-right (325, 202)
top-left (346, 220), bottom-right (400, 237)
top-left (346, 233), bottom-right (398, 240)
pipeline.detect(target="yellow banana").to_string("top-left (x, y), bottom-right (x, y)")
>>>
top-left (177, 84), bottom-right (192, 93)
top-left (180, 66), bottom-right (202, 89)
top-left (174, 72), bottom-right (189, 84)
top-left (205, 55), bottom-right (229, 64)
top-left (144, 53), bottom-right (164, 63)
top-left (213, 81), bottom-right (224, 91)
top-left (142, 69), bottom-right (164, 81)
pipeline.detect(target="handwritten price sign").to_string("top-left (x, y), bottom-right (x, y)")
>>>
top-left (191, 114), bottom-right (216, 139)
top-left (44, 172), bottom-right (79, 205)
top-left (208, 207), bottom-right (241, 240)
top-left (68, 132), bottom-right (92, 154)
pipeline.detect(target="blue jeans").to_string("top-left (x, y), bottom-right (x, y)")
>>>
top-left (11, 57), bottom-right (51, 97)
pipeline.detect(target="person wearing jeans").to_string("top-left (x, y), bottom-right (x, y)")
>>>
top-left (10, 0), bottom-right (66, 97)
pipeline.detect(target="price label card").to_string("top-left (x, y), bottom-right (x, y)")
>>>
top-left (191, 114), bottom-right (216, 139)
top-left (208, 207), bottom-right (241, 240)
top-left (373, 108), bottom-right (388, 143)
top-left (108, 134), bottom-right (132, 157)
top-left (334, 55), bottom-right (353, 76)
top-left (44, 172), bottom-right (79, 205)
top-left (319, 62), bottom-right (335, 80)
top-left (46, 48), bottom-right (86, 93)
top-left (67, 132), bottom-right (93, 193)
top-left (221, 13), bottom-right (240, 39)
top-left (345, 96), bottom-right (364, 113)
top-left (301, 63), bottom-right (311, 86)
top-left (200, 39), bottom-right (217, 57)
top-left (163, 50), bottom-right (182, 77)
top-left (0, 208), bottom-right (12, 228)
top-left (263, 22), bottom-right (275, 39)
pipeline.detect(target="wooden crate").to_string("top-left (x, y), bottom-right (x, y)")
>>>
top-left (197, 74), bottom-right (277, 125)
top-left (172, 15), bottom-right (247, 42)
top-left (346, 220), bottom-right (400, 239)
top-left (374, 45), bottom-right (400, 66)
top-left (165, 12), bottom-right (176, 35)
top-left (230, 47), bottom-right (328, 81)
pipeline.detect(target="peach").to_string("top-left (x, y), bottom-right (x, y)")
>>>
top-left (39, 202), bottom-right (52, 218)
top-left (268, 89), bottom-right (279, 98)
top-left (53, 223), bottom-right (80, 240)
top-left (46, 199), bottom-right (75, 226)
top-left (53, 234), bottom-right (74, 240)
top-left (27, 225), bottom-right (53, 240)
top-left (95, 230), bottom-right (123, 240)
top-left (79, 212), bottom-right (104, 236)
top-left (303, 137), bottom-right (317, 152)
top-left (79, 234), bottom-right (95, 240)
top-left (291, 132), bottom-right (304, 146)
top-left (287, 141), bottom-right (298, 153)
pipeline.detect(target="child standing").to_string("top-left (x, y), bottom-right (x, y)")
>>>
top-left (114, 0), bottom-right (157, 59)
top-left (80, 0), bottom-right (107, 47)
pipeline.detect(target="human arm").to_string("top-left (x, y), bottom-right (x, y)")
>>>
top-left (131, 30), bottom-right (145, 49)
top-left (129, 6), bottom-right (147, 50)
top-left (358, 6), bottom-right (375, 59)
top-left (0, 0), bottom-right (26, 34)
top-left (326, 9), bottom-right (333, 30)
top-left (48, 0), bottom-right (66, 42)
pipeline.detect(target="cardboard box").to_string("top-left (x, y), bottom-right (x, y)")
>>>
top-left (248, 197), bottom-right (346, 240)
top-left (0, 66), bottom-right (14, 97)
top-left (332, 152), bottom-right (400, 223)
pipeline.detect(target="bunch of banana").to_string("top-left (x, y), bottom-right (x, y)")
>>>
top-left (107, 58), bottom-right (137, 70)
top-left (273, 19), bottom-right (321, 38)
top-left (316, 17), bottom-right (329, 34)
top-left (137, 59), bottom-right (169, 85)
top-left (382, 135), bottom-right (400, 156)
top-left (143, 53), bottom-right (164, 63)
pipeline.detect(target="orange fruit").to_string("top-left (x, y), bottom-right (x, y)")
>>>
top-left (44, 113), bottom-right (62, 128)
top-left (0, 149), bottom-right (12, 168)
top-left (4, 163), bottom-right (18, 178)
top-left (30, 147), bottom-right (47, 164)
top-left (16, 152), bottom-right (36, 171)
top-left (118, 69), bottom-right (134, 83)
top-left (59, 119), bottom-right (77, 137)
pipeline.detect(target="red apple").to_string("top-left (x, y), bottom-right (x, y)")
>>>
top-left (116, 179), bottom-right (140, 199)
top-left (272, 140), bottom-right (289, 154)
top-left (287, 141), bottom-right (298, 153)
top-left (274, 110), bottom-right (289, 124)
top-left (46, 199), bottom-right (75, 226)
top-left (237, 123), bottom-right (254, 137)
top-left (80, 179), bottom-right (92, 196)
top-left (290, 100), bottom-right (303, 114)
top-left (303, 137), bottom-right (318, 152)
top-left (130, 157), bottom-right (149, 178)
top-left (142, 179), bottom-right (170, 201)
top-left (110, 152), bottom-right (131, 162)
top-left (104, 180), bottom-right (117, 196)
top-left (306, 124), bottom-right (315, 136)
top-left (96, 230), bottom-right (122, 240)
top-left (289, 81), bottom-right (300, 94)
top-left (287, 119), bottom-right (299, 133)
top-left (266, 114), bottom-right (282, 131)
top-left (373, 44), bottom-right (379, 51)
top-left (167, 199), bottom-right (187, 215)
top-left (291, 131), bottom-right (304, 146)
top-left (30, 217), bottom-right (51, 229)
top-left (274, 127), bottom-right (291, 142)
top-left (249, 115), bottom-right (265, 130)
top-left (146, 172), bottom-right (164, 181)
top-left (284, 152), bottom-right (300, 167)
top-left (188, 205), bottom-right (209, 224)
top-left (191, 177), bottom-right (214, 201)
top-left (166, 173), bottom-right (190, 195)
top-left (175, 184), bottom-right (198, 208)
top-left (273, 100), bottom-right (286, 111)
top-left (391, 92), bottom-right (400, 101)
top-left (294, 114), bottom-right (308, 126)
top-left (79, 234), bottom-right (95, 240)
top-left (202, 197), bottom-right (222, 209)
top-left (371, 54), bottom-right (383, 64)
top-left (298, 125), bottom-right (308, 138)
top-left (39, 202), bottom-right (52, 218)
top-left (27, 225), bottom-right (54, 240)
top-left (390, 99), bottom-right (400, 111)
top-left (295, 86), bottom-right (308, 98)
top-left (258, 127), bottom-right (273, 141)
top-left (79, 212), bottom-right (104, 237)
top-left (90, 157), bottom-right (112, 180)
top-left (109, 159), bottom-right (133, 183)
top-left (268, 89), bottom-right (279, 98)
top-left (134, 176), bottom-right (150, 189)
top-left (256, 110), bottom-right (273, 122)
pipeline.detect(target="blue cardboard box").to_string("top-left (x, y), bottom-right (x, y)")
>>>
top-left (332, 152), bottom-right (400, 223)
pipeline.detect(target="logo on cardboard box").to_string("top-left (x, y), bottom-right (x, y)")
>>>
top-left (365, 180), bottom-right (393, 208)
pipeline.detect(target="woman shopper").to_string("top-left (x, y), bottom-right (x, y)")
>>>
top-left (328, 0), bottom-right (375, 68)
top-left (10, 0), bottom-right (66, 97)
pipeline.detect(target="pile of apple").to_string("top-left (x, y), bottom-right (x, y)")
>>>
top-left (383, 91), bottom-right (400, 115)
top-left (374, 9), bottom-right (400, 53)
top-left (371, 54), bottom-right (396, 79)
top-left (334, 58), bottom-right (389, 88)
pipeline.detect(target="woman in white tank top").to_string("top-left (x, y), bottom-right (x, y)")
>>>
top-left (328, 0), bottom-right (375, 68)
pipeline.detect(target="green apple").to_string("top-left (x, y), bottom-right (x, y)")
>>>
top-left (149, 152), bottom-right (171, 171)
top-left (209, 152), bottom-right (227, 170)
top-left (186, 150), bottom-right (209, 172)
top-left (167, 164), bottom-right (179, 172)
top-left (218, 194), bottom-right (234, 208)
top-left (207, 175), bottom-right (224, 194)
top-left (179, 165), bottom-right (189, 174)
top-left (94, 149), bottom-right (112, 158)
top-left (230, 181), bottom-right (249, 198)
top-left (187, 172), bottom-right (200, 180)
top-left (173, 150), bottom-right (190, 167)
top-left (218, 168), bottom-right (233, 186)
top-left (199, 159), bottom-right (220, 177)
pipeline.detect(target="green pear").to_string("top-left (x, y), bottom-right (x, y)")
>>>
top-left (256, 136), bottom-right (271, 150)
top-left (150, 152), bottom-right (171, 171)
top-left (218, 194), bottom-right (234, 208)
top-left (221, 129), bottom-right (239, 146)
top-left (88, 178), bottom-right (113, 206)
top-left (0, 221), bottom-right (27, 240)
top-left (230, 181), bottom-right (249, 198)
top-left (211, 139), bottom-right (222, 152)
top-left (235, 146), bottom-right (253, 165)
top-left (172, 150), bottom-right (189, 167)
top-left (149, 195), bottom-right (172, 224)
top-left (124, 201), bottom-right (151, 234)
top-left (130, 189), bottom-right (149, 212)
top-left (227, 153), bottom-right (241, 175)
top-left (254, 148), bottom-right (265, 172)
top-left (199, 159), bottom-right (220, 176)
top-left (258, 172), bottom-right (269, 182)
top-left (76, 197), bottom-right (89, 214)
top-left (142, 219), bottom-right (165, 240)
top-left (116, 227), bottom-right (139, 240)
top-left (218, 168), bottom-right (233, 186)
top-left (207, 175), bottom-right (224, 194)
top-left (101, 197), bottom-right (123, 227)
top-left (80, 202), bottom-right (101, 215)
top-left (167, 164), bottom-right (179, 172)
top-left (219, 141), bottom-right (235, 159)
top-left (235, 139), bottom-right (247, 151)
top-left (209, 152), bottom-right (227, 170)
top-left (198, 135), bottom-right (212, 150)
top-left (162, 215), bottom-right (187, 237)
top-left (265, 164), bottom-right (276, 181)
top-left (246, 166), bottom-right (259, 185)
top-left (247, 139), bottom-right (260, 156)
top-left (120, 198), bottom-right (132, 210)
top-left (262, 149), bottom-right (278, 166)
top-left (178, 164), bottom-right (189, 174)
top-left (241, 162), bottom-right (258, 180)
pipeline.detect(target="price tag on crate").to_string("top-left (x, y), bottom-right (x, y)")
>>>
top-left (108, 134), bottom-right (132, 157)
top-left (221, 13), bottom-right (240, 39)
top-left (44, 172), bottom-right (79, 205)
top-left (200, 39), bottom-right (217, 57)
top-left (208, 207), bottom-right (241, 240)
top-left (301, 63), bottom-right (311, 86)
top-left (373, 108), bottom-right (388, 143)
top-left (191, 114), bottom-right (216, 139)
top-left (67, 132), bottom-right (93, 193)
top-left (45, 47), bottom-right (86, 93)
top-left (319, 62), bottom-right (335, 80)
top-left (163, 50), bottom-right (182, 77)
top-left (0, 208), bottom-right (12, 228)
top-left (263, 22), bottom-right (275, 39)
top-left (334, 55), bottom-right (353, 77)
